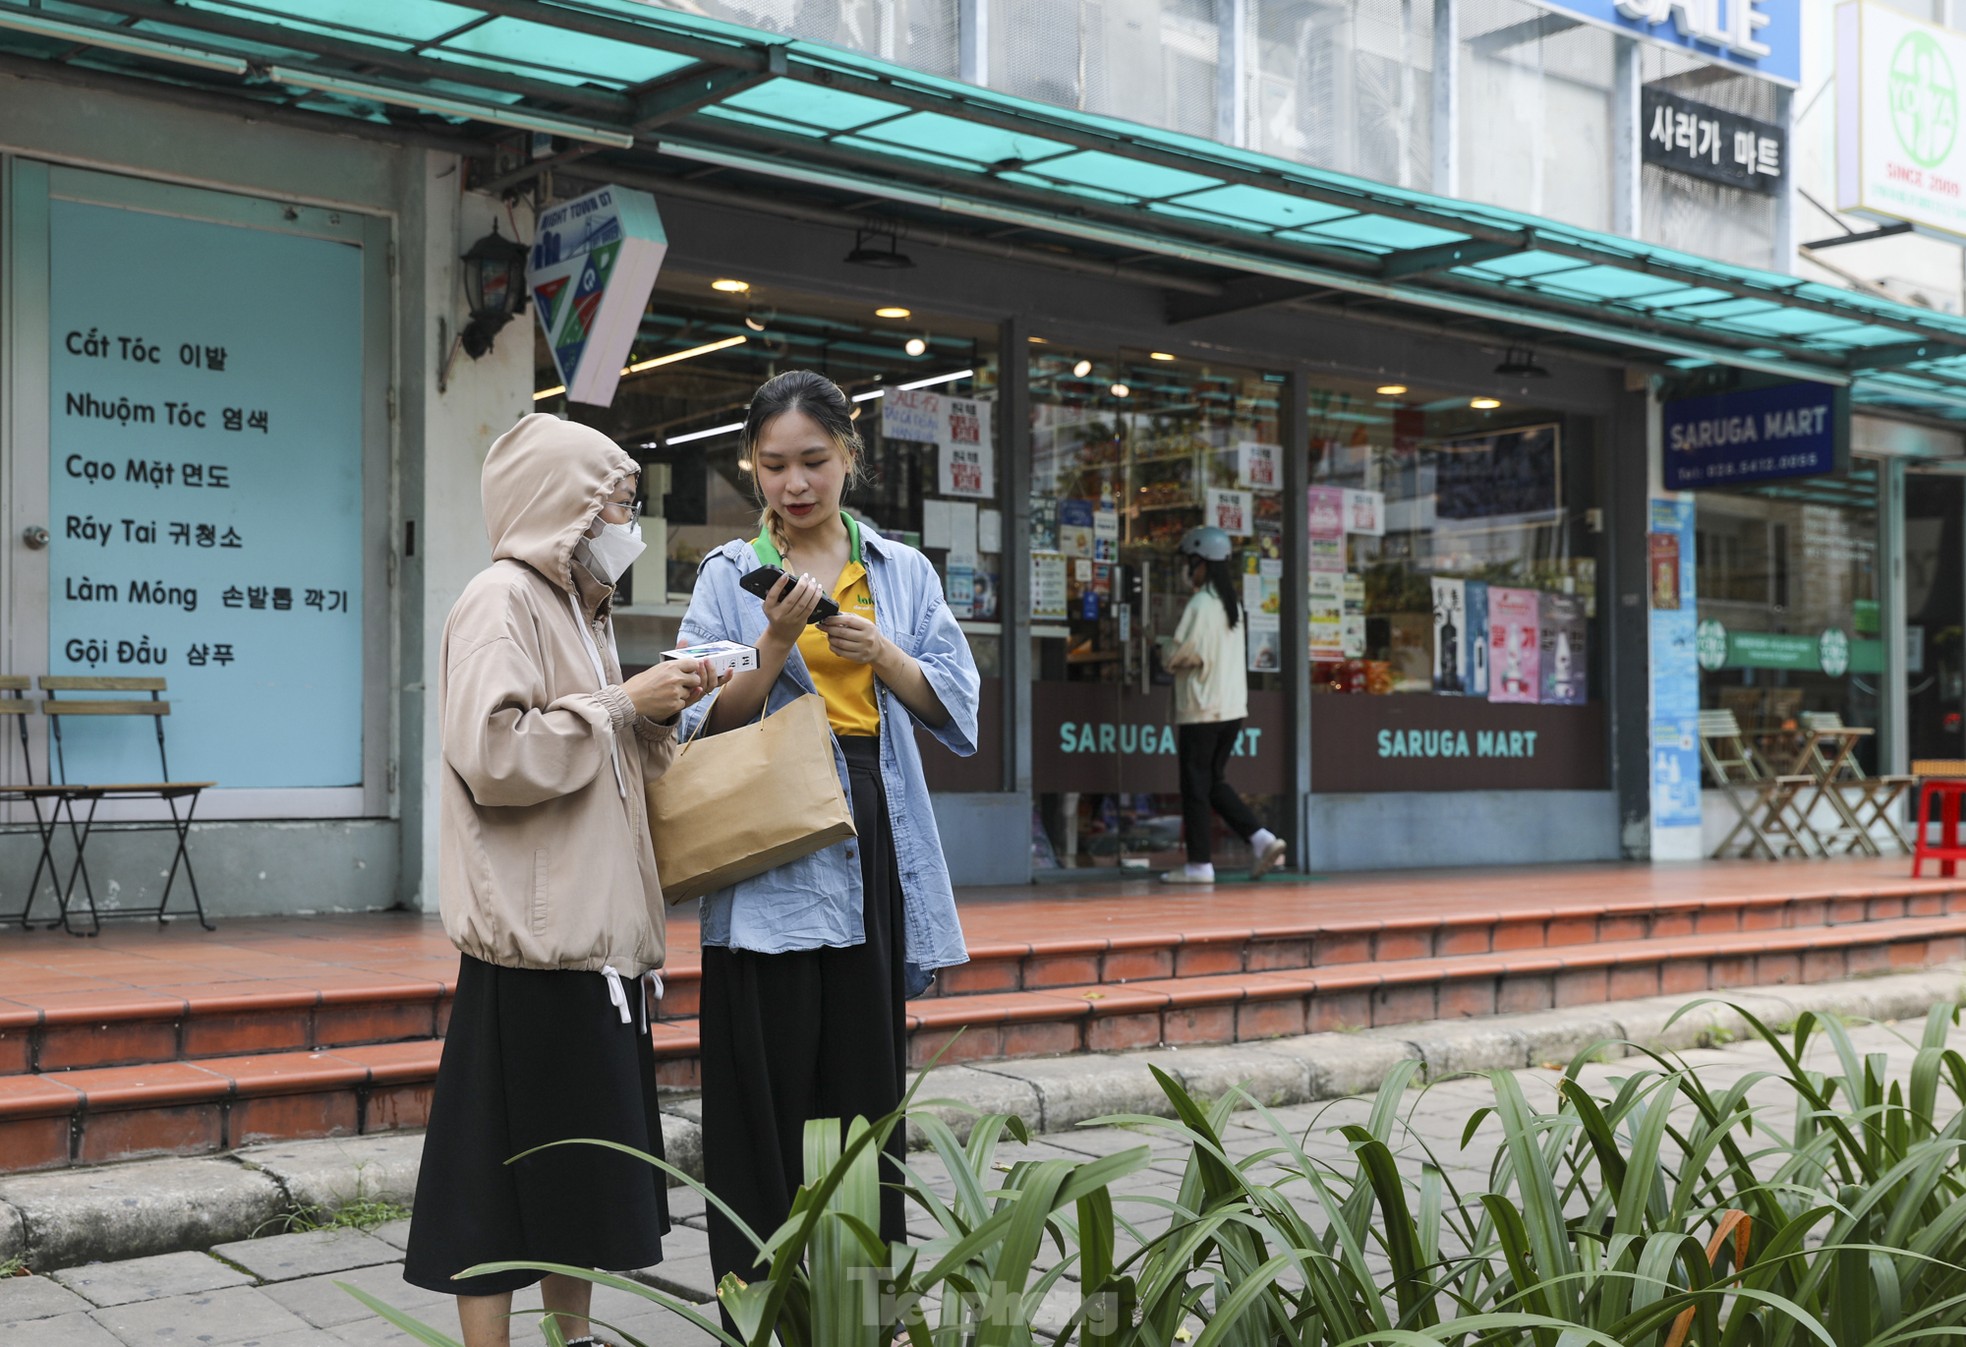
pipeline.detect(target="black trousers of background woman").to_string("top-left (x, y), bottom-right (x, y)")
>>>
top-left (1177, 718), bottom-right (1263, 864)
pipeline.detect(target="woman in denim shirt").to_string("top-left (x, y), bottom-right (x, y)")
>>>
top-left (676, 370), bottom-right (977, 1290)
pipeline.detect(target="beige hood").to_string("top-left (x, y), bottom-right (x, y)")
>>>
top-left (481, 412), bottom-right (638, 593)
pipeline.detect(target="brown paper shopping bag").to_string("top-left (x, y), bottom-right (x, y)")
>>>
top-left (647, 692), bottom-right (856, 904)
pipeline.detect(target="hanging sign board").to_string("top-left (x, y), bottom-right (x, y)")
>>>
top-left (1661, 380), bottom-right (1848, 489)
top-left (1837, 2), bottom-right (1966, 240)
top-left (1641, 86), bottom-right (1785, 194)
top-left (1529, 2), bottom-right (1799, 86)
top-left (528, 186), bottom-right (667, 406)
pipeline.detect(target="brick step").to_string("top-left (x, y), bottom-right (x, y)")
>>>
top-left (5, 912), bottom-right (1961, 1172)
top-left (650, 884), bottom-right (1966, 1021)
top-left (659, 912), bottom-right (1966, 1082)
top-left (0, 1040), bottom-right (439, 1172)
top-left (8, 884), bottom-right (1960, 1078)
top-left (0, 977), bottom-right (451, 1076)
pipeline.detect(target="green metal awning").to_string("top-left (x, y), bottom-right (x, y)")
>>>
top-left (11, 0), bottom-right (1966, 420)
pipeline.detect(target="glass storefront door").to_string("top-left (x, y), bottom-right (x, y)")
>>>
top-left (1694, 461), bottom-right (1881, 771)
top-left (1027, 349), bottom-right (1288, 870)
top-left (1907, 473), bottom-right (1965, 764)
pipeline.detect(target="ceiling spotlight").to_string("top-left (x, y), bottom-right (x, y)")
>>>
top-left (1470, 396), bottom-right (1502, 410)
top-left (1111, 381), bottom-right (1131, 398)
top-left (710, 278), bottom-right (750, 293)
top-left (1494, 346), bottom-right (1549, 378)
top-left (1072, 359), bottom-right (1093, 378)
top-left (845, 227), bottom-right (914, 269)
top-left (1028, 335), bottom-right (1049, 344)
top-left (1376, 384), bottom-right (1408, 396)
top-left (905, 336), bottom-right (928, 357)
top-left (875, 305), bottom-right (911, 319)
top-left (1149, 351), bottom-right (1175, 362)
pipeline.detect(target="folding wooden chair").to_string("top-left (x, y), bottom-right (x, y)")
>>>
top-left (1800, 711), bottom-right (1915, 854)
top-left (32, 676), bottom-right (216, 936)
top-left (1699, 708), bottom-right (1819, 860)
top-left (0, 676), bottom-right (65, 927)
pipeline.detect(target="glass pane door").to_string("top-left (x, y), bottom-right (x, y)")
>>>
top-left (1027, 348), bottom-right (1288, 871)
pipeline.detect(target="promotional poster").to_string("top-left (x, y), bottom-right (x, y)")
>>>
top-left (1487, 586), bottom-right (1541, 704)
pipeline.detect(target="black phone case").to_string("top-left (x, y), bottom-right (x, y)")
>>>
top-left (741, 565), bottom-right (840, 622)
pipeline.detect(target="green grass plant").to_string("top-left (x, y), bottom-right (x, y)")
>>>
top-left (344, 1000), bottom-right (1966, 1345)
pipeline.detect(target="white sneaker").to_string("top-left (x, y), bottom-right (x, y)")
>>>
top-left (1159, 867), bottom-right (1216, 885)
top-left (1251, 837), bottom-right (1288, 879)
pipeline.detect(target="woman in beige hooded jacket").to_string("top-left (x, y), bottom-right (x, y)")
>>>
top-left (404, 414), bottom-right (719, 1347)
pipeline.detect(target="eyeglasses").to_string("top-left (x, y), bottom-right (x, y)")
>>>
top-left (600, 498), bottom-right (643, 525)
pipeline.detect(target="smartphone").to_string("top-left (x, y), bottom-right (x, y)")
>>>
top-left (739, 564), bottom-right (841, 623)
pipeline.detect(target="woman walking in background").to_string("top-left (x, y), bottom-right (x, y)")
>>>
top-left (1159, 525), bottom-right (1287, 885)
top-left (405, 414), bottom-right (722, 1347)
top-left (676, 369), bottom-right (978, 1292)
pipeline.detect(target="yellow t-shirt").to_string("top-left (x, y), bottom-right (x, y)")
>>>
top-left (756, 518), bottom-right (880, 737)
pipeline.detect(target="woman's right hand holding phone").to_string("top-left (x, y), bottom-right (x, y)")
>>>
top-left (761, 571), bottom-right (825, 645)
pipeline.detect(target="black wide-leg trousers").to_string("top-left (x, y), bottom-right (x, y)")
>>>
top-left (700, 733), bottom-right (909, 1288)
top-left (1178, 717), bottom-right (1263, 864)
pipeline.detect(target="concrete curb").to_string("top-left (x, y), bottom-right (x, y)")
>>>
top-left (3, 965), bottom-right (1960, 1269)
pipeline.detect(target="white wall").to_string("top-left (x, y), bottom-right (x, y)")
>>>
top-left (404, 181), bottom-right (537, 911)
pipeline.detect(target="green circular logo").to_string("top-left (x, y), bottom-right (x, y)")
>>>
top-left (1819, 628), bottom-right (1851, 678)
top-left (1697, 620), bottom-right (1729, 672)
top-left (1890, 30), bottom-right (1960, 168)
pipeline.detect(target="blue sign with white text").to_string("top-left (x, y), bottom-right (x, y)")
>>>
top-left (1531, 1), bottom-right (1799, 87)
top-left (1662, 381), bottom-right (1845, 490)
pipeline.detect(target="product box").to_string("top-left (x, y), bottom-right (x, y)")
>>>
top-left (660, 640), bottom-right (757, 679)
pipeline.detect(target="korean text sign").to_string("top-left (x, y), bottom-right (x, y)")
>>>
top-left (1661, 380), bottom-right (1846, 490)
top-left (49, 200), bottom-right (365, 789)
top-left (1640, 86), bottom-right (1784, 193)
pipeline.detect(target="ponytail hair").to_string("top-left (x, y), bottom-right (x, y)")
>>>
top-left (1204, 558), bottom-right (1242, 631)
top-left (742, 370), bottom-right (867, 556)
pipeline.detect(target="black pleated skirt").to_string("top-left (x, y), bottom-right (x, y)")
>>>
top-left (700, 733), bottom-right (909, 1287)
top-left (403, 955), bottom-right (671, 1297)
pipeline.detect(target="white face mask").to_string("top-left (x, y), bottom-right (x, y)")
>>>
top-left (582, 519), bottom-right (646, 584)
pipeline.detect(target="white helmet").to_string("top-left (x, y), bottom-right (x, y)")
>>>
top-left (1177, 526), bottom-right (1233, 562)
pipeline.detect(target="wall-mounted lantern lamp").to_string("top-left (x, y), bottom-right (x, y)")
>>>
top-left (459, 223), bottom-right (531, 359)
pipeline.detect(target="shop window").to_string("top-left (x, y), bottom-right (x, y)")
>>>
top-left (532, 277), bottom-right (1004, 788)
top-left (1305, 378), bottom-right (1606, 794)
top-left (1027, 350), bottom-right (1288, 868)
top-left (1694, 466), bottom-right (1881, 773)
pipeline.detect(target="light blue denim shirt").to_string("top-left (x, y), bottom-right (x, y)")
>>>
top-left (676, 517), bottom-right (977, 995)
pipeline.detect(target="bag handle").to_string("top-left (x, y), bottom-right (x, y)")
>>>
top-left (673, 678), bottom-right (772, 756)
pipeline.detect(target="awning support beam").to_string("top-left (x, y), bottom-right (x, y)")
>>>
top-left (1378, 237), bottom-right (1528, 278)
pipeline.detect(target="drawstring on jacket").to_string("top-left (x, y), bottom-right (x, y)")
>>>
top-left (602, 964), bottom-right (664, 1033)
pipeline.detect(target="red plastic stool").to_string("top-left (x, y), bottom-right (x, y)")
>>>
top-left (1912, 761), bottom-right (1966, 876)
